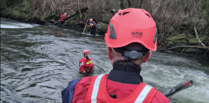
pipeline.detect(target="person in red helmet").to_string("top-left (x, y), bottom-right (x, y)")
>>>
top-left (62, 8), bottom-right (170, 103)
top-left (87, 18), bottom-right (97, 36)
top-left (58, 13), bottom-right (68, 27)
top-left (79, 49), bottom-right (94, 74)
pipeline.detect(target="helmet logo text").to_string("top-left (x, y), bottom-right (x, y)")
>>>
top-left (131, 32), bottom-right (143, 38)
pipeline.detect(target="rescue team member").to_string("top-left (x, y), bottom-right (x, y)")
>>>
top-left (58, 13), bottom-right (67, 27)
top-left (87, 18), bottom-right (97, 36)
top-left (79, 49), bottom-right (94, 74)
top-left (62, 8), bottom-right (170, 103)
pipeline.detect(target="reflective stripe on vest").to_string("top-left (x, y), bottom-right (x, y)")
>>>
top-left (91, 74), bottom-right (105, 103)
top-left (91, 74), bottom-right (153, 103)
top-left (134, 84), bottom-right (152, 103)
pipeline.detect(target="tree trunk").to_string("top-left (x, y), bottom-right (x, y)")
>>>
top-left (168, 45), bottom-right (209, 50)
top-left (78, 0), bottom-right (82, 19)
top-left (120, 0), bottom-right (125, 9)
top-left (65, 7), bottom-right (88, 20)
top-left (127, 0), bottom-right (132, 8)
top-left (139, 0), bottom-right (143, 8)
top-left (194, 27), bottom-right (206, 47)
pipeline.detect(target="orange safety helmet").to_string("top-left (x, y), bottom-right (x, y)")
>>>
top-left (104, 8), bottom-right (157, 51)
top-left (83, 49), bottom-right (90, 54)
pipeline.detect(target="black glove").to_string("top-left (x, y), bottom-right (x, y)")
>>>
top-left (87, 67), bottom-right (91, 70)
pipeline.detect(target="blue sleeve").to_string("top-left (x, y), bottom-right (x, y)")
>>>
top-left (61, 78), bottom-right (81, 103)
top-left (87, 22), bottom-right (90, 25)
top-left (94, 23), bottom-right (97, 28)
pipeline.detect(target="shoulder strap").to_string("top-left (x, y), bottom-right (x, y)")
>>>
top-left (61, 78), bottom-right (81, 103)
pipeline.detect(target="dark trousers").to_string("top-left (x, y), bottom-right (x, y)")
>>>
top-left (90, 28), bottom-right (96, 36)
top-left (58, 21), bottom-right (65, 27)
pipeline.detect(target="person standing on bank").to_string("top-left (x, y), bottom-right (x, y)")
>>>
top-left (61, 8), bottom-right (170, 103)
top-left (87, 18), bottom-right (97, 36)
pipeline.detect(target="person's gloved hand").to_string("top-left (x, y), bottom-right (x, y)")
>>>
top-left (87, 67), bottom-right (91, 70)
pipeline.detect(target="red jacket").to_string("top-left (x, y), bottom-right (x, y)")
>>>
top-left (71, 74), bottom-right (170, 103)
top-left (59, 14), bottom-right (67, 23)
top-left (79, 58), bottom-right (94, 73)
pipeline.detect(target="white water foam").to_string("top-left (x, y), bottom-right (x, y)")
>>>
top-left (1, 18), bottom-right (39, 29)
top-left (141, 53), bottom-right (209, 103)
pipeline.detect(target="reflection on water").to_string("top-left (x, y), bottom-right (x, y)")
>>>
top-left (1, 18), bottom-right (209, 103)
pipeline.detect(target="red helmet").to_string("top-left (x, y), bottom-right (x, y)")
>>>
top-left (83, 49), bottom-right (90, 54)
top-left (89, 18), bottom-right (93, 22)
top-left (104, 8), bottom-right (157, 51)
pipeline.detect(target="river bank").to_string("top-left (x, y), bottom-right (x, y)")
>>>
top-left (1, 0), bottom-right (208, 56)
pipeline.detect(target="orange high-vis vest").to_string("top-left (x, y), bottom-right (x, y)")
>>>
top-left (85, 74), bottom-right (157, 103)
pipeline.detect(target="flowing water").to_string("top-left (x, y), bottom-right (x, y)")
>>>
top-left (1, 18), bottom-right (209, 103)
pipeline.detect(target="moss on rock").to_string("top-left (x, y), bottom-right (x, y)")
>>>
top-left (168, 34), bottom-right (187, 41)
top-left (167, 33), bottom-right (208, 46)
top-left (0, 0), bottom-right (46, 24)
top-left (97, 22), bottom-right (108, 35)
top-left (189, 35), bottom-right (207, 45)
top-left (65, 20), bottom-right (78, 26)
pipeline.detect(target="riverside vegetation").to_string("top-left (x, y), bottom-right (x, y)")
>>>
top-left (1, 0), bottom-right (209, 56)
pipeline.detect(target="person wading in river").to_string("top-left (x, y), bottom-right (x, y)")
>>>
top-left (61, 8), bottom-right (170, 103)
top-left (87, 18), bottom-right (97, 36)
top-left (78, 49), bottom-right (94, 74)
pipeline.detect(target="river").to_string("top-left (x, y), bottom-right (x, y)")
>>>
top-left (1, 18), bottom-right (209, 103)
